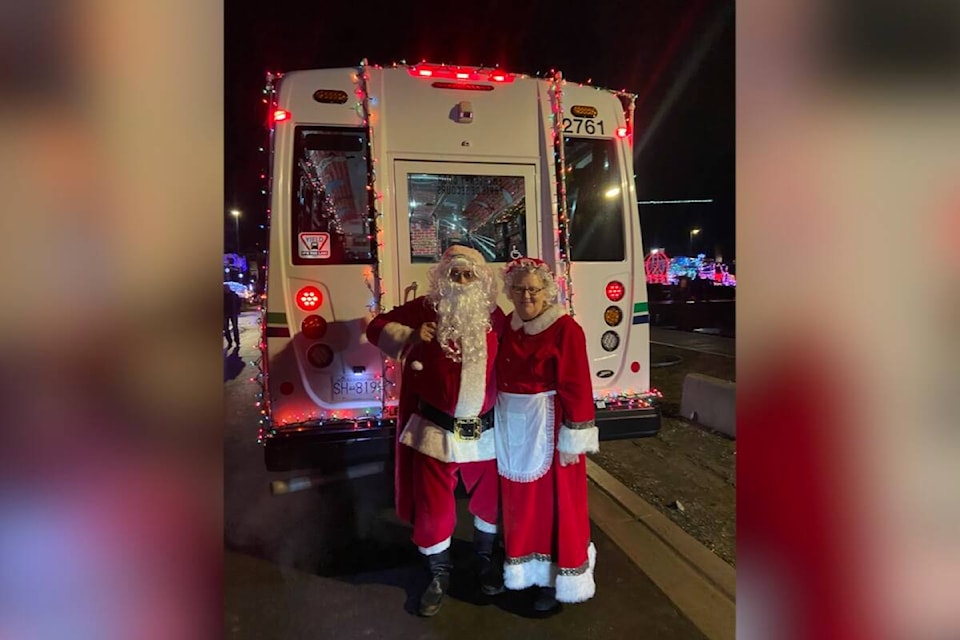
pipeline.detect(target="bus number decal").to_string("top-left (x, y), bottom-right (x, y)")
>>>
top-left (562, 118), bottom-right (605, 135)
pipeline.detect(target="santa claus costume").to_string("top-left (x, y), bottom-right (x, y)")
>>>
top-left (365, 245), bottom-right (506, 616)
top-left (495, 258), bottom-right (599, 608)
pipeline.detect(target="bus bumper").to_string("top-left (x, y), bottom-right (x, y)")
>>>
top-left (262, 419), bottom-right (397, 472)
top-left (596, 406), bottom-right (661, 441)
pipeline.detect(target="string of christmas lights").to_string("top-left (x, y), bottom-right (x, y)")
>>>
top-left (255, 70), bottom-right (282, 443)
top-left (550, 71), bottom-right (575, 316)
top-left (357, 59), bottom-right (399, 416)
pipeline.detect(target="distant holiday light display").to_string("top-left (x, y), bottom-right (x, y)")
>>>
top-left (644, 251), bottom-right (736, 286)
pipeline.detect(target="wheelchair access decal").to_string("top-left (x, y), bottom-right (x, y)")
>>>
top-left (299, 232), bottom-right (331, 259)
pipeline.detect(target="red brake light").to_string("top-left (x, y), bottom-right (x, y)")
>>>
top-left (295, 285), bottom-right (323, 311)
top-left (271, 109), bottom-right (291, 126)
top-left (616, 126), bottom-right (628, 138)
top-left (301, 314), bottom-right (328, 339)
top-left (605, 281), bottom-right (625, 302)
top-left (407, 64), bottom-right (516, 84)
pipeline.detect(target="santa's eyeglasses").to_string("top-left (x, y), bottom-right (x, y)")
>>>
top-left (448, 269), bottom-right (477, 282)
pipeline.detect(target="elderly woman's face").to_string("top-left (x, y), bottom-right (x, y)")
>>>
top-left (509, 271), bottom-right (548, 321)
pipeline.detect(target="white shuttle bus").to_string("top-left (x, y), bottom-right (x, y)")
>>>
top-left (257, 61), bottom-right (661, 470)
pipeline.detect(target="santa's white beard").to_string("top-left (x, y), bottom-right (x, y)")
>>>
top-left (434, 282), bottom-right (492, 363)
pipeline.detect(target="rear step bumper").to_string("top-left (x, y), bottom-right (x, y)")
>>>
top-left (596, 406), bottom-right (661, 441)
top-left (263, 419), bottom-right (397, 472)
top-left (262, 406), bottom-right (660, 471)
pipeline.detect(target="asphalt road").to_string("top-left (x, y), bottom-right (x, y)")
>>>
top-left (225, 311), bottom-right (709, 639)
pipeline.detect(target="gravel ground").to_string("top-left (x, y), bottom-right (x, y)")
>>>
top-left (589, 344), bottom-right (736, 566)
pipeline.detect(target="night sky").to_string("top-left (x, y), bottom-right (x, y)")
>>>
top-left (225, 0), bottom-right (734, 262)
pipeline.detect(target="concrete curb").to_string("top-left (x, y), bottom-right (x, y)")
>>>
top-left (586, 458), bottom-right (735, 640)
top-left (680, 373), bottom-right (736, 437)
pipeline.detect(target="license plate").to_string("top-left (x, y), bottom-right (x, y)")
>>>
top-left (331, 377), bottom-right (383, 401)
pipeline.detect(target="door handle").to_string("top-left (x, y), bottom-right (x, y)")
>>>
top-left (403, 281), bottom-right (418, 304)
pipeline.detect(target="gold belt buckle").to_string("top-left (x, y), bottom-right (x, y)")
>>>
top-left (453, 417), bottom-right (482, 441)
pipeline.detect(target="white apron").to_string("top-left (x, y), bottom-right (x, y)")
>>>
top-left (494, 390), bottom-right (556, 482)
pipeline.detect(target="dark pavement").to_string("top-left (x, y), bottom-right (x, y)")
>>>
top-left (650, 326), bottom-right (735, 358)
top-left (225, 311), bottom-right (710, 639)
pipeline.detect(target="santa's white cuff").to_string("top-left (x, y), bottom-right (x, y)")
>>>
top-left (557, 424), bottom-right (599, 455)
top-left (474, 516), bottom-right (497, 534)
top-left (376, 322), bottom-right (414, 360)
top-left (418, 536), bottom-right (451, 555)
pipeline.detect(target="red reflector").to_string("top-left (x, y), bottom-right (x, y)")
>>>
top-left (301, 314), bottom-right (328, 339)
top-left (616, 126), bottom-right (628, 138)
top-left (295, 285), bottom-right (323, 311)
top-left (271, 109), bottom-right (291, 125)
top-left (431, 82), bottom-right (494, 92)
top-left (605, 281), bottom-right (625, 302)
top-left (631, 361), bottom-right (641, 373)
top-left (279, 382), bottom-right (294, 395)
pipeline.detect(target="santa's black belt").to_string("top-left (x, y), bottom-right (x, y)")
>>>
top-left (416, 400), bottom-right (493, 441)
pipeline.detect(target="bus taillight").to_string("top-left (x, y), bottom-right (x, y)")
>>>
top-left (605, 281), bottom-right (625, 302)
top-left (270, 109), bottom-right (291, 125)
top-left (306, 344), bottom-right (334, 369)
top-left (301, 315), bottom-right (328, 339)
top-left (295, 286), bottom-right (323, 311)
top-left (616, 126), bottom-right (628, 138)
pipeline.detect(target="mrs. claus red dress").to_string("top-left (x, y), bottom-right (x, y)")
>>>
top-left (495, 304), bottom-right (599, 603)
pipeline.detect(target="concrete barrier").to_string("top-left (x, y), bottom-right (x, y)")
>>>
top-left (680, 373), bottom-right (736, 437)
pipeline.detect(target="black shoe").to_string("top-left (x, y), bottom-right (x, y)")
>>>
top-left (473, 528), bottom-right (504, 596)
top-left (533, 586), bottom-right (559, 612)
top-left (419, 549), bottom-right (452, 617)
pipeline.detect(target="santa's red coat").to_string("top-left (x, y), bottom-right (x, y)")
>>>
top-left (366, 296), bottom-right (505, 523)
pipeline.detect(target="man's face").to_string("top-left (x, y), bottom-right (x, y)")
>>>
top-left (447, 265), bottom-right (478, 286)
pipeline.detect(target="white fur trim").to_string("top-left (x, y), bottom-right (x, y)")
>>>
top-left (510, 303), bottom-right (565, 335)
top-left (504, 555), bottom-right (556, 591)
top-left (453, 349), bottom-right (486, 417)
top-left (418, 536), bottom-right (451, 555)
top-left (376, 322), bottom-right (414, 360)
top-left (555, 542), bottom-right (597, 603)
top-left (557, 425), bottom-right (599, 455)
top-left (399, 414), bottom-right (496, 463)
top-left (474, 516), bottom-right (497, 534)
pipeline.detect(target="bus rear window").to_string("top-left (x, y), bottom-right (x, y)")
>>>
top-left (406, 173), bottom-right (527, 263)
top-left (564, 137), bottom-right (625, 262)
top-left (291, 127), bottom-right (374, 265)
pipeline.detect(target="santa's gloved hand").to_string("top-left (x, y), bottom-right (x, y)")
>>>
top-left (558, 452), bottom-right (580, 467)
top-left (417, 321), bottom-right (437, 343)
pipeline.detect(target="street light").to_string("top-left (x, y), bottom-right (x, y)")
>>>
top-left (230, 209), bottom-right (241, 253)
top-left (688, 228), bottom-right (701, 256)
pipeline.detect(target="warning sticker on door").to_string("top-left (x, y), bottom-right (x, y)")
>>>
top-left (299, 232), bottom-right (331, 259)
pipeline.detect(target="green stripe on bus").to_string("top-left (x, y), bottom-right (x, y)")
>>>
top-left (633, 302), bottom-right (648, 314)
top-left (266, 312), bottom-right (287, 325)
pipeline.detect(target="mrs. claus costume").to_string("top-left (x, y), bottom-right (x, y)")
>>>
top-left (495, 257), bottom-right (599, 604)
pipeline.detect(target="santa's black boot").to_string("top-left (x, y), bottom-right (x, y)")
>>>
top-left (533, 586), bottom-right (559, 612)
top-left (474, 528), bottom-right (504, 596)
top-left (418, 548), bottom-right (452, 617)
